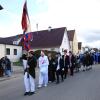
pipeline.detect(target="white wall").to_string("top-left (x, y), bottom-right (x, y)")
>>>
top-left (5, 45), bottom-right (22, 62)
top-left (33, 47), bottom-right (59, 52)
top-left (0, 44), bottom-right (6, 58)
top-left (60, 29), bottom-right (70, 54)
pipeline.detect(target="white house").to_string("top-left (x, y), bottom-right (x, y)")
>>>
top-left (27, 27), bottom-right (70, 54)
top-left (0, 27), bottom-right (73, 62)
top-left (0, 37), bottom-right (22, 62)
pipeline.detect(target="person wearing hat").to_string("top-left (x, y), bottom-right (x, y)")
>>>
top-left (38, 50), bottom-right (49, 88)
top-left (62, 50), bottom-right (70, 79)
top-left (23, 51), bottom-right (37, 96)
top-left (55, 52), bottom-right (64, 84)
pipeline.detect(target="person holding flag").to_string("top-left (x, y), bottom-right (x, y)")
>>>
top-left (21, 0), bottom-right (36, 96)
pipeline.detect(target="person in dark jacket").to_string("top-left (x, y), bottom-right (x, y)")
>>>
top-left (55, 52), bottom-right (64, 84)
top-left (0, 58), bottom-right (4, 77)
top-left (88, 53), bottom-right (94, 69)
top-left (62, 50), bottom-right (69, 79)
top-left (4, 56), bottom-right (11, 77)
top-left (48, 54), bottom-right (56, 82)
top-left (83, 52), bottom-right (91, 70)
top-left (24, 51), bottom-right (37, 96)
top-left (81, 53), bottom-right (87, 71)
top-left (69, 51), bottom-right (76, 76)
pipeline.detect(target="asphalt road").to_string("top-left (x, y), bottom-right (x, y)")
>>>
top-left (0, 65), bottom-right (100, 100)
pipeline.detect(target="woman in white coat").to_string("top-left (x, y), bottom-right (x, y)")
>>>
top-left (38, 50), bottom-right (49, 88)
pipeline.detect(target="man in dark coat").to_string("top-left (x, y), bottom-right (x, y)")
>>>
top-left (48, 54), bottom-right (56, 82)
top-left (23, 51), bottom-right (37, 96)
top-left (0, 58), bottom-right (4, 77)
top-left (4, 56), bottom-right (11, 77)
top-left (86, 53), bottom-right (94, 70)
top-left (55, 52), bottom-right (64, 84)
top-left (69, 51), bottom-right (76, 76)
top-left (62, 50), bottom-right (69, 79)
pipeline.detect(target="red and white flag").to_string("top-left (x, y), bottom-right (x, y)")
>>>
top-left (21, 0), bottom-right (32, 51)
top-left (21, 0), bottom-right (31, 33)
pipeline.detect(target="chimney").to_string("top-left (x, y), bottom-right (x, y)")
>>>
top-left (48, 26), bottom-right (52, 32)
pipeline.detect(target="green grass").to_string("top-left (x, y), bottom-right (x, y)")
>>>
top-left (13, 61), bottom-right (22, 66)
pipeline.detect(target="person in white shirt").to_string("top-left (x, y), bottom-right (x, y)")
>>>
top-left (55, 52), bottom-right (64, 84)
top-left (38, 50), bottom-right (49, 88)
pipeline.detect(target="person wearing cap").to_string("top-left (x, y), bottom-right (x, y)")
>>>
top-left (69, 51), bottom-right (76, 76)
top-left (62, 50), bottom-right (70, 79)
top-left (23, 51), bottom-right (37, 96)
top-left (55, 52), bottom-right (64, 84)
top-left (38, 50), bottom-right (49, 88)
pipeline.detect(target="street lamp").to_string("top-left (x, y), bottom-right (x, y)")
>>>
top-left (0, 5), bottom-right (3, 10)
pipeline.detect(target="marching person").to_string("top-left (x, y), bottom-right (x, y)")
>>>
top-left (55, 52), bottom-right (64, 84)
top-left (22, 51), bottom-right (37, 96)
top-left (69, 51), bottom-right (76, 76)
top-left (48, 53), bottom-right (56, 82)
top-left (4, 56), bottom-right (12, 77)
top-left (62, 50), bottom-right (69, 79)
top-left (82, 52), bottom-right (90, 71)
top-left (38, 50), bottom-right (49, 88)
top-left (89, 53), bottom-right (94, 69)
top-left (0, 58), bottom-right (4, 77)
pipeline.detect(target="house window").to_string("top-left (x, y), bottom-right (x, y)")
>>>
top-left (6, 48), bottom-right (10, 55)
top-left (62, 48), bottom-right (64, 52)
top-left (14, 49), bottom-right (17, 55)
top-left (51, 48), bottom-right (55, 51)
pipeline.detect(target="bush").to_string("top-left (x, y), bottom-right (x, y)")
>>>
top-left (13, 61), bottom-right (22, 66)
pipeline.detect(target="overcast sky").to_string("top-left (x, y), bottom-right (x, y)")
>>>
top-left (0, 0), bottom-right (100, 48)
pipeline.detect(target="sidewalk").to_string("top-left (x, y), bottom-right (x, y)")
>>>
top-left (0, 66), bottom-right (23, 82)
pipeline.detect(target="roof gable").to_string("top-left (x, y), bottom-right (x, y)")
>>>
top-left (30, 27), bottom-right (66, 48)
top-left (0, 27), bottom-right (66, 48)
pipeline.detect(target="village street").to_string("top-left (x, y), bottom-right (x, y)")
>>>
top-left (0, 65), bottom-right (100, 100)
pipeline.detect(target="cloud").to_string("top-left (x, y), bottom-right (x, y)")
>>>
top-left (1, 0), bottom-right (100, 48)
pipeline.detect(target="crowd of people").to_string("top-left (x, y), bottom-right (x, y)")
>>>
top-left (0, 56), bottom-right (12, 77)
top-left (21, 50), bottom-right (95, 96)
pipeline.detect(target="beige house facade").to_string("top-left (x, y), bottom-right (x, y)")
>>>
top-left (67, 30), bottom-right (78, 54)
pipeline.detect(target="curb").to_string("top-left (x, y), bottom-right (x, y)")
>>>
top-left (0, 73), bottom-right (23, 82)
